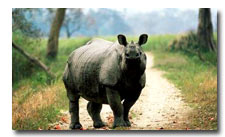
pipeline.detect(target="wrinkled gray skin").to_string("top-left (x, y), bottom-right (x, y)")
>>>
top-left (63, 34), bottom-right (148, 129)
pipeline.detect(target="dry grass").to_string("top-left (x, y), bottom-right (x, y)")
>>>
top-left (155, 56), bottom-right (187, 66)
top-left (12, 83), bottom-right (65, 129)
top-left (184, 70), bottom-right (217, 103)
top-left (187, 71), bottom-right (217, 130)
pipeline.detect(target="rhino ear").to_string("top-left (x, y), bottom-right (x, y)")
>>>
top-left (117, 34), bottom-right (127, 46)
top-left (138, 34), bottom-right (148, 46)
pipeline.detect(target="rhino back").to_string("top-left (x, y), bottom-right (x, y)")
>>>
top-left (67, 39), bottom-right (117, 96)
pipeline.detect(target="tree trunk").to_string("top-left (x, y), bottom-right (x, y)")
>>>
top-left (13, 42), bottom-right (56, 79)
top-left (197, 8), bottom-right (216, 52)
top-left (65, 25), bottom-right (71, 38)
top-left (46, 8), bottom-right (66, 59)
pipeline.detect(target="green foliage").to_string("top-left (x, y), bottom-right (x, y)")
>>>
top-left (12, 8), bottom-right (42, 37)
top-left (12, 34), bottom-right (91, 86)
top-left (12, 32), bottom-right (42, 84)
top-left (12, 36), bottom-right (90, 86)
top-left (168, 31), bottom-right (198, 51)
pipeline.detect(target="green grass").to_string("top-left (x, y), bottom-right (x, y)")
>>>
top-left (101, 34), bottom-right (177, 51)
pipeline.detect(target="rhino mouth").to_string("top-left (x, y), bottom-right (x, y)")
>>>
top-left (125, 58), bottom-right (141, 68)
top-left (125, 56), bottom-right (140, 60)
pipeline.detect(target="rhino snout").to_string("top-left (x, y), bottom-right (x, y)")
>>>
top-left (125, 50), bottom-right (141, 60)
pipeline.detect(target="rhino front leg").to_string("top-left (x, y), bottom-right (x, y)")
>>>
top-left (123, 99), bottom-right (137, 127)
top-left (106, 87), bottom-right (127, 128)
top-left (87, 102), bottom-right (106, 128)
top-left (123, 92), bottom-right (141, 127)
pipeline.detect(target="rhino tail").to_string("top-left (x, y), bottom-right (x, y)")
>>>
top-left (86, 40), bottom-right (92, 45)
top-left (86, 38), bottom-right (97, 45)
top-left (85, 38), bottom-right (103, 45)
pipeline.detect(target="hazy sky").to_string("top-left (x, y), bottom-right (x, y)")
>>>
top-left (112, 8), bottom-right (198, 13)
top-left (84, 8), bottom-right (217, 15)
top-left (84, 8), bottom-right (199, 13)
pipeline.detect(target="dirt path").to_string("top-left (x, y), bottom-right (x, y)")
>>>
top-left (49, 52), bottom-right (192, 130)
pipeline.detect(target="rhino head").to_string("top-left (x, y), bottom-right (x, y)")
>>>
top-left (118, 34), bottom-right (148, 76)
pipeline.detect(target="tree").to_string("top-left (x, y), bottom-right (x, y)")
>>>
top-left (63, 8), bottom-right (83, 38)
top-left (12, 8), bottom-right (41, 37)
top-left (46, 8), bottom-right (66, 59)
top-left (197, 8), bottom-right (216, 52)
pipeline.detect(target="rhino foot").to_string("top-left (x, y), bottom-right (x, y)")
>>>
top-left (70, 122), bottom-right (82, 129)
top-left (124, 120), bottom-right (131, 127)
top-left (112, 118), bottom-right (127, 128)
top-left (94, 121), bottom-right (106, 128)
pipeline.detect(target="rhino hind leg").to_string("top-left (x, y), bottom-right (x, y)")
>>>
top-left (68, 95), bottom-right (82, 129)
top-left (64, 84), bottom-right (82, 129)
top-left (87, 101), bottom-right (106, 128)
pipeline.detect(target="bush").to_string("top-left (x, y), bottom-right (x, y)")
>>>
top-left (168, 31), bottom-right (198, 51)
top-left (12, 9), bottom-right (43, 85)
top-left (12, 32), bottom-right (43, 84)
top-left (168, 31), bottom-right (217, 66)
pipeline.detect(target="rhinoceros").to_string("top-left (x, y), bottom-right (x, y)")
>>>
top-left (63, 34), bottom-right (148, 129)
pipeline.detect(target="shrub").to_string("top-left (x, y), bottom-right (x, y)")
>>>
top-left (168, 31), bottom-right (198, 51)
top-left (168, 31), bottom-right (217, 66)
